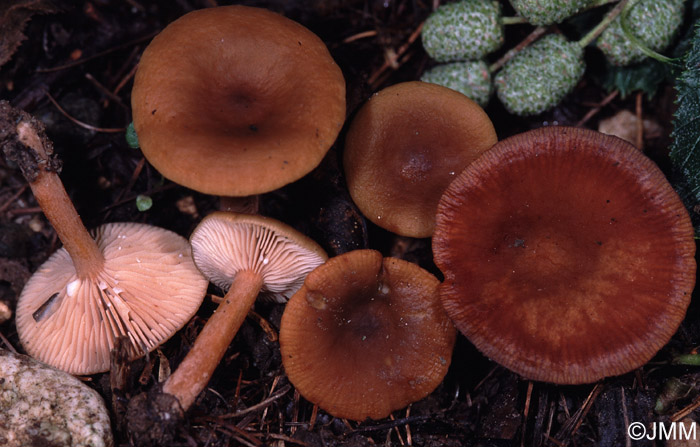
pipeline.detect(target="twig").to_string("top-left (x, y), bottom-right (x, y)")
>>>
top-left (44, 90), bottom-right (125, 133)
top-left (343, 30), bottom-right (378, 44)
top-left (522, 381), bottom-right (534, 447)
top-left (368, 22), bottom-right (424, 87)
top-left (0, 184), bottom-right (28, 214)
top-left (0, 330), bottom-right (17, 353)
top-left (575, 90), bottom-right (619, 127)
top-left (219, 385), bottom-right (292, 418)
top-left (489, 26), bottom-right (548, 73)
top-left (36, 31), bottom-right (158, 73)
top-left (635, 91), bottom-right (644, 150)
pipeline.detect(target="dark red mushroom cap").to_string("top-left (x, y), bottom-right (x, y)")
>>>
top-left (433, 126), bottom-right (696, 384)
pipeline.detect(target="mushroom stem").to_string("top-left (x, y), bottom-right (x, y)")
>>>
top-left (162, 269), bottom-right (264, 411)
top-left (15, 120), bottom-right (104, 279)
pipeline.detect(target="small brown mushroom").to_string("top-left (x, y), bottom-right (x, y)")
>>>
top-left (344, 81), bottom-right (497, 237)
top-left (1, 102), bottom-right (208, 375)
top-left (433, 126), bottom-right (696, 384)
top-left (131, 5), bottom-right (346, 197)
top-left (280, 249), bottom-right (456, 421)
top-left (161, 212), bottom-right (327, 411)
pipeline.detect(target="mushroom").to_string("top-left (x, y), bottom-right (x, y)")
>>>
top-left (0, 102), bottom-right (208, 375)
top-left (161, 211), bottom-right (327, 411)
top-left (279, 249), bottom-right (456, 421)
top-left (131, 5), bottom-right (346, 198)
top-left (433, 126), bottom-right (696, 384)
top-left (343, 81), bottom-right (497, 238)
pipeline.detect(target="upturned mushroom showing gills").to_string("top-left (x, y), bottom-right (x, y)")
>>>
top-left (0, 102), bottom-right (208, 375)
top-left (433, 126), bottom-right (696, 384)
top-left (162, 212), bottom-right (327, 411)
top-left (280, 249), bottom-right (456, 421)
top-left (344, 81), bottom-right (497, 238)
top-left (131, 5), bottom-right (346, 197)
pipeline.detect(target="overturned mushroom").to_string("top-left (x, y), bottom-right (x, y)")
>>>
top-left (161, 212), bottom-right (327, 411)
top-left (1, 102), bottom-right (208, 375)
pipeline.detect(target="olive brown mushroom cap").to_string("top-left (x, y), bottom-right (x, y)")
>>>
top-left (433, 126), bottom-right (696, 384)
top-left (344, 81), bottom-right (497, 237)
top-left (131, 5), bottom-right (346, 196)
top-left (189, 212), bottom-right (328, 303)
top-left (15, 222), bottom-right (208, 375)
top-left (280, 249), bottom-right (456, 421)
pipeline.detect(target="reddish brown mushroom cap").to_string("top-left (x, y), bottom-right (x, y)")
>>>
top-left (344, 81), bottom-right (497, 237)
top-left (280, 249), bottom-right (456, 421)
top-left (15, 222), bottom-right (208, 375)
top-left (131, 5), bottom-right (346, 196)
top-left (433, 126), bottom-right (696, 384)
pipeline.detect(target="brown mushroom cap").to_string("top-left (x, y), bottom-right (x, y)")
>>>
top-left (131, 5), bottom-right (346, 196)
top-left (433, 126), bottom-right (696, 384)
top-left (15, 222), bottom-right (208, 375)
top-left (344, 81), bottom-right (497, 237)
top-left (280, 249), bottom-right (456, 421)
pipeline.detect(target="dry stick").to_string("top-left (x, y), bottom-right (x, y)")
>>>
top-left (36, 31), bottom-right (158, 73)
top-left (44, 91), bottom-right (125, 133)
top-left (620, 386), bottom-right (632, 447)
top-left (635, 92), bottom-right (644, 150)
top-left (162, 270), bottom-right (264, 410)
top-left (488, 27), bottom-right (548, 73)
top-left (575, 90), bottom-right (620, 127)
top-left (521, 381), bottom-right (534, 447)
top-left (368, 22), bottom-right (424, 87)
top-left (671, 394), bottom-right (700, 422)
top-left (0, 184), bottom-right (28, 214)
top-left (343, 30), bottom-right (378, 44)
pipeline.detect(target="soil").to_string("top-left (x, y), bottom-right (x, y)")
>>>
top-left (1, 1), bottom-right (699, 446)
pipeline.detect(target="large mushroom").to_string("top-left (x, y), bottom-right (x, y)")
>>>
top-left (161, 212), bottom-right (327, 411)
top-left (433, 126), bottom-right (696, 384)
top-left (131, 5), bottom-right (346, 198)
top-left (280, 249), bottom-right (456, 421)
top-left (343, 81), bottom-right (497, 238)
top-left (0, 102), bottom-right (208, 375)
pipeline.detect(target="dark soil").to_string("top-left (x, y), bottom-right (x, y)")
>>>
top-left (1, 1), bottom-right (699, 446)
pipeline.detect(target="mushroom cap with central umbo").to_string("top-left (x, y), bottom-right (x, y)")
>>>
top-left (433, 126), bottom-right (696, 384)
top-left (131, 5), bottom-right (346, 196)
top-left (280, 249), bottom-right (456, 421)
top-left (16, 222), bottom-right (208, 375)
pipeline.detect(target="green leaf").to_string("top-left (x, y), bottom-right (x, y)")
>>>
top-left (669, 22), bottom-right (700, 230)
top-left (602, 59), bottom-right (671, 98)
top-left (125, 122), bottom-right (139, 149)
top-left (135, 194), bottom-right (153, 212)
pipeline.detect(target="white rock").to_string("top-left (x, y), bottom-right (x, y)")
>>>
top-left (0, 350), bottom-right (113, 447)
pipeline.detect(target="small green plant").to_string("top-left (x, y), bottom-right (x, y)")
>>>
top-left (509, 0), bottom-right (594, 25)
top-left (421, 0), bottom-right (504, 62)
top-left (494, 34), bottom-right (585, 115)
top-left (125, 122), bottom-right (139, 148)
top-left (596, 0), bottom-right (686, 66)
top-left (420, 60), bottom-right (492, 106)
top-left (135, 194), bottom-right (152, 212)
